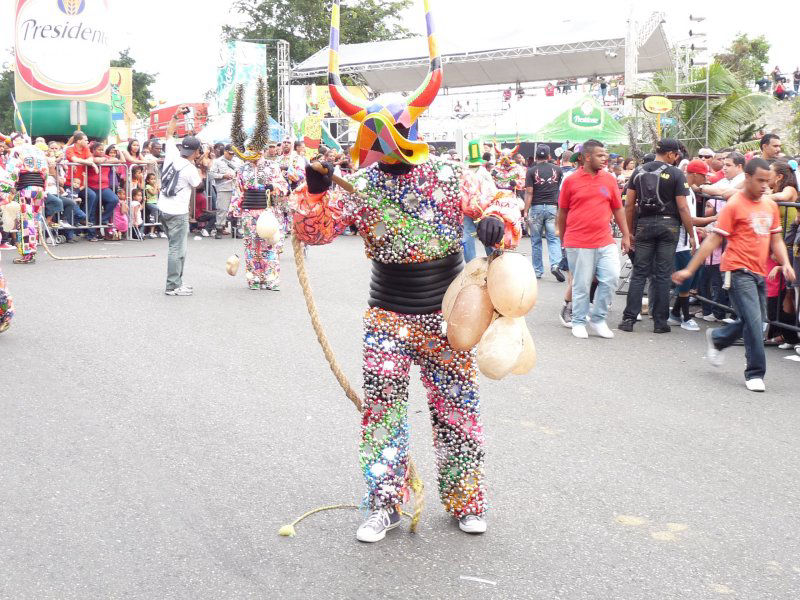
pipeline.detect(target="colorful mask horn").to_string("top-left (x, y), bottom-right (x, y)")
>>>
top-left (328, 0), bottom-right (442, 168)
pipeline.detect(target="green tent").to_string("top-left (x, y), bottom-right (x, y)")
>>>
top-left (533, 97), bottom-right (627, 145)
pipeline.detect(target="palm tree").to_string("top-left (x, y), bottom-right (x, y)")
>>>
top-left (643, 62), bottom-right (772, 154)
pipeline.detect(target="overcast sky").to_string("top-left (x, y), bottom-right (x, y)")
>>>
top-left (2, 0), bottom-right (798, 105)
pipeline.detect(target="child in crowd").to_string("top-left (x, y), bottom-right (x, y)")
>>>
top-left (111, 187), bottom-right (129, 240)
top-left (144, 173), bottom-right (164, 238)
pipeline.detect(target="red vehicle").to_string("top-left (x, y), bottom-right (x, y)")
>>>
top-left (148, 103), bottom-right (209, 138)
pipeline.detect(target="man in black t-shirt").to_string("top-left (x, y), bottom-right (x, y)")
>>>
top-left (619, 139), bottom-right (695, 333)
top-left (524, 144), bottom-right (565, 281)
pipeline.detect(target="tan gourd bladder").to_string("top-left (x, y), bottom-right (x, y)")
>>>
top-left (511, 318), bottom-right (537, 375)
top-left (487, 252), bottom-right (538, 318)
top-left (476, 316), bottom-right (524, 380)
top-left (226, 254), bottom-right (240, 276)
top-left (441, 256), bottom-right (488, 320)
top-left (256, 211), bottom-right (281, 244)
top-left (446, 284), bottom-right (495, 351)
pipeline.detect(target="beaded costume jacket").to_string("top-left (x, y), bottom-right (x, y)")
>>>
top-left (491, 162), bottom-right (526, 192)
top-left (292, 158), bottom-right (522, 263)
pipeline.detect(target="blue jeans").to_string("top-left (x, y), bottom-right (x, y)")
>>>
top-left (698, 264), bottom-right (731, 319)
top-left (622, 215), bottom-right (680, 327)
top-left (85, 188), bottom-right (119, 228)
top-left (529, 204), bottom-right (562, 276)
top-left (45, 194), bottom-right (63, 218)
top-left (461, 216), bottom-right (493, 263)
top-left (61, 196), bottom-right (86, 240)
top-left (711, 270), bottom-right (768, 381)
top-left (566, 244), bottom-right (620, 326)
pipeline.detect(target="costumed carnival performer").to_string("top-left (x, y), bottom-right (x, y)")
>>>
top-left (230, 142), bottom-right (289, 291)
top-left (491, 142), bottom-right (526, 196)
top-left (277, 137), bottom-right (307, 230)
top-left (0, 163), bottom-right (16, 332)
top-left (291, 0), bottom-right (522, 543)
top-left (5, 133), bottom-right (48, 264)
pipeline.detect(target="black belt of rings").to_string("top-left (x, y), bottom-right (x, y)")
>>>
top-left (242, 188), bottom-right (269, 210)
top-left (15, 173), bottom-right (45, 190)
top-left (368, 252), bottom-right (464, 315)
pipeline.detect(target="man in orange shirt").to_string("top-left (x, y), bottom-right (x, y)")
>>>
top-left (673, 158), bottom-right (795, 392)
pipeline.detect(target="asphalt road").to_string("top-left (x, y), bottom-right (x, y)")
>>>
top-left (1, 235), bottom-right (799, 599)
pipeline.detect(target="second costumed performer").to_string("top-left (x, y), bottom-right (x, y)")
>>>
top-left (291, 0), bottom-right (522, 543)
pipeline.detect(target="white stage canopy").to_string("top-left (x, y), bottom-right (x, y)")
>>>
top-left (292, 13), bottom-right (671, 93)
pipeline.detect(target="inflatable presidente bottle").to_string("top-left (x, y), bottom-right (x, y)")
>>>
top-left (14, 0), bottom-right (111, 140)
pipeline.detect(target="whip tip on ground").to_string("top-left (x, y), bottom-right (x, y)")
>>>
top-left (278, 524), bottom-right (297, 537)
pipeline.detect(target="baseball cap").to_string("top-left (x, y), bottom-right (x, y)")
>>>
top-left (686, 159), bottom-right (709, 175)
top-left (535, 144), bottom-right (550, 160)
top-left (179, 136), bottom-right (201, 158)
top-left (697, 147), bottom-right (714, 158)
top-left (655, 138), bottom-right (681, 154)
top-left (224, 144), bottom-right (234, 153)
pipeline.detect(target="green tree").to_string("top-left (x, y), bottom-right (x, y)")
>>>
top-left (646, 62), bottom-right (772, 155)
top-left (0, 66), bottom-right (14, 133)
top-left (110, 48), bottom-right (156, 118)
top-left (715, 34), bottom-right (771, 85)
top-left (223, 0), bottom-right (411, 113)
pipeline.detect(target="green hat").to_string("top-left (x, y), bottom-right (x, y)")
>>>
top-left (568, 152), bottom-right (581, 163)
top-left (466, 139), bottom-right (485, 166)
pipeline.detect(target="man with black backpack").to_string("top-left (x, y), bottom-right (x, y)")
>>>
top-left (618, 139), bottom-right (695, 333)
top-left (157, 105), bottom-right (203, 297)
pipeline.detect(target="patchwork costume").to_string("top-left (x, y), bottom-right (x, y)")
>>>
top-left (231, 157), bottom-right (289, 290)
top-left (5, 143), bottom-right (48, 264)
top-left (292, 0), bottom-right (521, 536)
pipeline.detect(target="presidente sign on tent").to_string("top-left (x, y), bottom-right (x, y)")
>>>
top-left (533, 97), bottom-right (627, 145)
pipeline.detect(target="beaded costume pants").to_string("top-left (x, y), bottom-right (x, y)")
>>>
top-left (0, 260), bottom-right (13, 333)
top-left (360, 307), bottom-right (486, 518)
top-left (241, 209), bottom-right (282, 290)
top-left (16, 187), bottom-right (44, 258)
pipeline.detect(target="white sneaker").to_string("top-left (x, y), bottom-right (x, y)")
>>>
top-left (722, 318), bottom-right (736, 324)
top-left (148, 232), bottom-right (157, 239)
top-left (572, 324), bottom-right (589, 339)
top-left (458, 514), bottom-right (487, 534)
top-left (777, 342), bottom-right (793, 350)
top-left (201, 229), bottom-right (210, 237)
top-left (702, 314), bottom-right (717, 322)
top-left (588, 320), bottom-right (614, 338)
top-left (159, 232), bottom-right (167, 238)
top-left (356, 508), bottom-right (401, 543)
top-left (636, 312), bottom-right (642, 321)
top-left (58, 220), bottom-right (73, 229)
top-left (668, 315), bottom-right (682, 326)
top-left (745, 378), bottom-right (765, 392)
top-left (681, 319), bottom-right (700, 331)
top-left (705, 329), bottom-right (724, 367)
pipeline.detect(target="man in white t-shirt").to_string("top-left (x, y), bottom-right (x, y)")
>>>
top-left (158, 106), bottom-right (203, 296)
top-left (698, 152), bottom-right (745, 199)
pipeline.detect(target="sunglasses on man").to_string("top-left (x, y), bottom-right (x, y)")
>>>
top-left (699, 154), bottom-right (713, 159)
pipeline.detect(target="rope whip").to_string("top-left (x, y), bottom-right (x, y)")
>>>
top-left (37, 223), bottom-right (156, 261)
top-left (279, 233), bottom-right (425, 537)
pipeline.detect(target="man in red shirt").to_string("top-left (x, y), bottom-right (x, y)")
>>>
top-left (673, 158), bottom-right (795, 392)
top-left (557, 139), bottom-right (631, 339)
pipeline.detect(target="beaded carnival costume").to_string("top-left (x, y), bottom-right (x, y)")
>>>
top-left (491, 144), bottom-right (526, 194)
top-left (4, 136), bottom-right (48, 264)
top-left (0, 164), bottom-right (15, 331)
top-left (292, 0), bottom-right (521, 526)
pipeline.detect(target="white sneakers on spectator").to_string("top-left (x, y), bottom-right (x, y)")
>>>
top-left (159, 232), bottom-right (167, 238)
top-left (745, 378), bottom-right (765, 392)
top-left (58, 220), bottom-right (73, 229)
top-left (201, 229), bottom-right (210, 237)
top-left (680, 319), bottom-right (700, 331)
top-left (702, 314), bottom-right (717, 322)
top-left (705, 329), bottom-right (724, 367)
top-left (668, 315), bottom-right (681, 326)
top-left (458, 514), bottom-right (487, 534)
top-left (722, 317), bottom-right (736, 324)
top-left (588, 320), bottom-right (614, 338)
top-left (572, 324), bottom-right (589, 339)
top-left (165, 286), bottom-right (193, 297)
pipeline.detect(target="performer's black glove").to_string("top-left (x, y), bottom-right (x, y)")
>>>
top-left (306, 161), bottom-right (334, 194)
top-left (477, 216), bottom-right (504, 247)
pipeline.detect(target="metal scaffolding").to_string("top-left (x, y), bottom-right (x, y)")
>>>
top-left (276, 40), bottom-right (291, 136)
